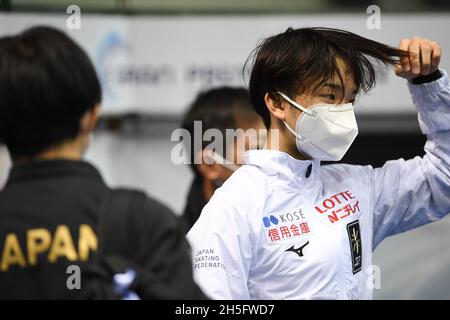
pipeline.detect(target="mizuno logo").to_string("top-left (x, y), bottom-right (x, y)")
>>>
top-left (285, 241), bottom-right (309, 257)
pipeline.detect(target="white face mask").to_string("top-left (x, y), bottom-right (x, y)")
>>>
top-left (277, 91), bottom-right (358, 161)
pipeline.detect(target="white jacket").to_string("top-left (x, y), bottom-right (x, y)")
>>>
top-left (187, 70), bottom-right (450, 300)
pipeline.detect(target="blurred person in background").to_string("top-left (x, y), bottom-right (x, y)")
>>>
top-left (0, 26), bottom-right (203, 299)
top-left (180, 87), bottom-right (264, 233)
top-left (187, 27), bottom-right (450, 299)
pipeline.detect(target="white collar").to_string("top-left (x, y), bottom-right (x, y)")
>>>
top-left (244, 149), bottom-right (320, 181)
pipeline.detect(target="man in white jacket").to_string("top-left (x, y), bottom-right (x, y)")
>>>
top-left (187, 27), bottom-right (450, 299)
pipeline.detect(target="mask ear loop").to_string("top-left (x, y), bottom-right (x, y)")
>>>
top-left (207, 151), bottom-right (240, 172)
top-left (276, 91), bottom-right (308, 142)
top-left (282, 121), bottom-right (305, 142)
top-left (277, 91), bottom-right (315, 116)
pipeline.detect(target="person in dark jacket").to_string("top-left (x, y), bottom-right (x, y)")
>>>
top-left (0, 26), bottom-right (202, 299)
top-left (180, 87), bottom-right (264, 233)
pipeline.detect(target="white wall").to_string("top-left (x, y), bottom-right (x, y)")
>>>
top-left (0, 146), bottom-right (10, 189)
top-left (84, 125), bottom-right (192, 215)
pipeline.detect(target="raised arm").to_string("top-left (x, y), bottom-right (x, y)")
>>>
top-left (372, 37), bottom-right (450, 248)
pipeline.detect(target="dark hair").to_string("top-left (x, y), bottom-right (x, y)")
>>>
top-left (181, 87), bottom-right (257, 176)
top-left (0, 26), bottom-right (102, 158)
top-left (246, 27), bottom-right (409, 128)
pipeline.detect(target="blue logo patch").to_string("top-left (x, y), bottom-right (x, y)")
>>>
top-left (263, 215), bottom-right (279, 227)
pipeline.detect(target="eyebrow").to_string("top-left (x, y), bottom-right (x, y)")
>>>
top-left (320, 82), bottom-right (358, 95)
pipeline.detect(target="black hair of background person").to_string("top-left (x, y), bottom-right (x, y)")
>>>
top-left (180, 87), bottom-right (256, 232)
top-left (245, 27), bottom-right (409, 129)
top-left (0, 26), bottom-right (101, 158)
top-left (181, 87), bottom-right (255, 176)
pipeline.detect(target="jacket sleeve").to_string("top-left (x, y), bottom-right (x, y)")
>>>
top-left (135, 196), bottom-right (206, 299)
top-left (372, 69), bottom-right (450, 249)
top-left (186, 192), bottom-right (252, 299)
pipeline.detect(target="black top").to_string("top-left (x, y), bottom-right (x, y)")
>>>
top-left (0, 160), bottom-right (200, 299)
top-left (180, 176), bottom-right (207, 234)
top-left (411, 69), bottom-right (442, 84)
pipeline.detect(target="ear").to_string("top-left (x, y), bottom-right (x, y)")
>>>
top-left (196, 149), bottom-right (221, 181)
top-left (264, 92), bottom-right (287, 122)
top-left (80, 104), bottom-right (101, 135)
